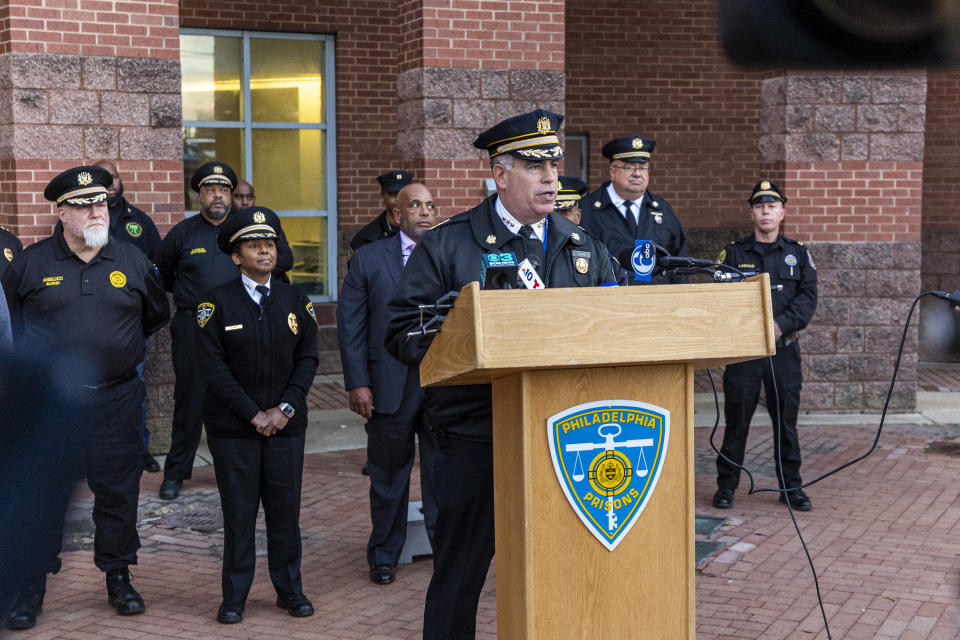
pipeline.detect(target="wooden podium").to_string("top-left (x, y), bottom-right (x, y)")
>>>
top-left (420, 277), bottom-right (775, 639)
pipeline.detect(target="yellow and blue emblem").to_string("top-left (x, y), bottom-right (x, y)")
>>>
top-left (547, 399), bottom-right (670, 551)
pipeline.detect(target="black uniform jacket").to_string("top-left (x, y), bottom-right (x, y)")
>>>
top-left (0, 226), bottom-right (23, 281)
top-left (385, 194), bottom-right (618, 441)
top-left (720, 234), bottom-right (818, 337)
top-left (196, 277), bottom-right (319, 440)
top-left (2, 225), bottom-right (169, 384)
top-left (109, 196), bottom-right (162, 263)
top-left (348, 210), bottom-right (398, 259)
top-left (158, 212), bottom-right (294, 310)
top-left (580, 182), bottom-right (687, 284)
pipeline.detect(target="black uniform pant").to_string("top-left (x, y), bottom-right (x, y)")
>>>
top-left (208, 433), bottom-right (306, 606)
top-left (164, 309), bottom-right (205, 480)
top-left (46, 377), bottom-right (145, 573)
top-left (422, 437), bottom-right (494, 640)
top-left (366, 374), bottom-right (438, 568)
top-left (717, 341), bottom-right (804, 491)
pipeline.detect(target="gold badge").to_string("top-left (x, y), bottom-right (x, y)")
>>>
top-left (536, 117), bottom-right (551, 135)
top-left (571, 232), bottom-right (580, 241)
top-left (253, 211), bottom-right (266, 223)
top-left (77, 171), bottom-right (93, 186)
top-left (575, 257), bottom-right (589, 274)
top-left (717, 249), bottom-right (727, 264)
top-left (632, 137), bottom-right (643, 149)
top-left (213, 165), bottom-right (224, 174)
top-left (288, 313), bottom-right (299, 335)
top-left (761, 180), bottom-right (771, 190)
top-left (396, 173), bottom-right (403, 180)
top-left (196, 302), bottom-right (215, 328)
top-left (486, 234), bottom-right (497, 245)
top-left (306, 302), bottom-right (318, 325)
top-left (654, 214), bottom-right (662, 224)
top-left (3, 248), bottom-right (11, 262)
top-left (125, 222), bottom-right (142, 238)
top-left (109, 270), bottom-right (127, 288)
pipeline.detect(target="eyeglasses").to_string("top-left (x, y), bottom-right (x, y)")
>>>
top-left (611, 164), bottom-right (649, 174)
top-left (407, 200), bottom-right (436, 210)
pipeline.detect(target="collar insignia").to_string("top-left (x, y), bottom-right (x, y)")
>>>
top-left (594, 201), bottom-right (602, 208)
top-left (571, 232), bottom-right (581, 241)
top-left (486, 234), bottom-right (497, 245)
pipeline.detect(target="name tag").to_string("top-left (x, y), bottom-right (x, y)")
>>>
top-left (225, 324), bottom-right (243, 331)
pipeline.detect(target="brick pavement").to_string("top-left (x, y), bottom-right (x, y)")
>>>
top-left (9, 419), bottom-right (960, 639)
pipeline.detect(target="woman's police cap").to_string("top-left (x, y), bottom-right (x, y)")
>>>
top-left (191, 162), bottom-right (238, 192)
top-left (217, 207), bottom-right (282, 254)
top-left (749, 179), bottom-right (787, 204)
top-left (473, 109), bottom-right (564, 160)
top-left (555, 176), bottom-right (588, 211)
top-left (602, 136), bottom-right (656, 162)
top-left (45, 166), bottom-right (112, 206)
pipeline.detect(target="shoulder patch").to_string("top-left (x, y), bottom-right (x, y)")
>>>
top-left (196, 302), bottom-right (215, 328)
top-left (716, 249), bottom-right (726, 264)
top-left (806, 247), bottom-right (816, 270)
top-left (306, 301), bottom-right (318, 325)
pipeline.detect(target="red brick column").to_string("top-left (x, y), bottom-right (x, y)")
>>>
top-left (760, 72), bottom-right (924, 411)
top-left (396, 0), bottom-right (566, 216)
top-left (0, 0), bottom-right (184, 447)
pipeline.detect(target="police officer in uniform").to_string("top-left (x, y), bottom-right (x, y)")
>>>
top-left (712, 180), bottom-right (818, 511)
top-left (0, 226), bottom-right (23, 281)
top-left (554, 175), bottom-right (588, 225)
top-left (2, 166), bottom-right (170, 629)
top-left (580, 136), bottom-right (687, 284)
top-left (385, 110), bottom-right (618, 640)
top-left (348, 170), bottom-right (414, 260)
top-left (196, 207), bottom-right (318, 624)
top-left (157, 162), bottom-right (294, 500)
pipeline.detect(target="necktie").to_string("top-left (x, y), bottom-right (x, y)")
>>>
top-left (255, 285), bottom-right (269, 307)
top-left (624, 201), bottom-right (638, 237)
top-left (518, 225), bottom-right (544, 269)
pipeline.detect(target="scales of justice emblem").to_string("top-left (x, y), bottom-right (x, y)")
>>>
top-left (547, 400), bottom-right (670, 551)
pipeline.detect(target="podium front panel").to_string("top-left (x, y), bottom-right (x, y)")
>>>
top-left (492, 364), bottom-right (695, 639)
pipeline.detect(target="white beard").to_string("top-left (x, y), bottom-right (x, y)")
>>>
top-left (83, 225), bottom-right (109, 249)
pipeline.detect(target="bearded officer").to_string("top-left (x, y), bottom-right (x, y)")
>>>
top-left (157, 162), bottom-right (294, 500)
top-left (712, 180), bottom-right (818, 512)
top-left (196, 207), bottom-right (318, 623)
top-left (2, 166), bottom-right (170, 629)
top-left (580, 136), bottom-right (687, 284)
top-left (385, 110), bottom-right (618, 640)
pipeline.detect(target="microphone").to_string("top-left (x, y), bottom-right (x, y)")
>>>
top-left (517, 258), bottom-right (545, 289)
top-left (481, 252), bottom-right (518, 290)
top-left (658, 255), bottom-right (716, 268)
top-left (929, 289), bottom-right (960, 304)
top-left (713, 270), bottom-right (760, 282)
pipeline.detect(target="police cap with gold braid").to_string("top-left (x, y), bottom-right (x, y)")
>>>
top-left (44, 166), bottom-right (112, 206)
top-left (749, 179), bottom-right (787, 204)
top-left (473, 109), bottom-right (564, 160)
top-left (217, 207), bottom-right (283, 254)
top-left (190, 161), bottom-right (238, 192)
top-left (376, 171), bottom-right (414, 193)
top-left (601, 136), bottom-right (656, 163)
top-left (555, 176), bottom-right (588, 212)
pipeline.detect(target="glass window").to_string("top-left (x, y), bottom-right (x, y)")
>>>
top-left (180, 30), bottom-right (337, 301)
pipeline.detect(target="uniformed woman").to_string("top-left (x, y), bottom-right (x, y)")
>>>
top-left (196, 207), bottom-right (319, 624)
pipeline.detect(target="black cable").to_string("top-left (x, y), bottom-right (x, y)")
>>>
top-left (704, 290), bottom-right (936, 639)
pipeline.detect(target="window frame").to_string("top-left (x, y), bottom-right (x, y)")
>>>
top-left (180, 27), bottom-right (339, 302)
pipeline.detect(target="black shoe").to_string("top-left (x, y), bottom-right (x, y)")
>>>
top-left (216, 602), bottom-right (244, 624)
top-left (712, 488), bottom-right (734, 509)
top-left (779, 489), bottom-right (812, 511)
top-left (4, 576), bottom-right (46, 630)
top-left (276, 594), bottom-right (314, 617)
top-left (159, 478), bottom-right (182, 500)
top-left (361, 462), bottom-right (370, 476)
top-left (106, 568), bottom-right (145, 615)
top-left (142, 451), bottom-right (160, 473)
top-left (369, 564), bottom-right (395, 585)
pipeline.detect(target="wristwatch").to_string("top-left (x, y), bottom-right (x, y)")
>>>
top-left (278, 402), bottom-right (295, 419)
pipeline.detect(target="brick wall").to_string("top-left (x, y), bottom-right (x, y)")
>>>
top-left (920, 71), bottom-right (960, 361)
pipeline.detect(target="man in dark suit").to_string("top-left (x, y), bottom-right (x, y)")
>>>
top-left (338, 182), bottom-right (440, 586)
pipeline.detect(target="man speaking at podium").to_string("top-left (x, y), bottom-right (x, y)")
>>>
top-left (386, 110), bottom-right (616, 639)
